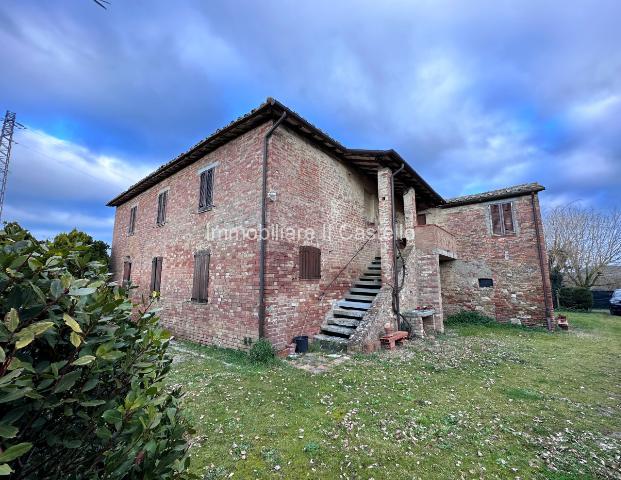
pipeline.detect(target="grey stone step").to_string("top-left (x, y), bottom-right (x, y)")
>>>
top-left (333, 308), bottom-right (366, 319)
top-left (336, 300), bottom-right (372, 310)
top-left (313, 334), bottom-right (348, 352)
top-left (350, 287), bottom-right (381, 295)
top-left (344, 294), bottom-right (375, 302)
top-left (355, 280), bottom-right (381, 287)
top-left (362, 270), bottom-right (382, 278)
top-left (368, 265), bottom-right (381, 270)
top-left (321, 324), bottom-right (356, 336)
top-left (327, 316), bottom-right (361, 327)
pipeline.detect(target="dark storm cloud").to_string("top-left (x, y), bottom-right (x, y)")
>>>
top-left (0, 0), bottom-right (619, 241)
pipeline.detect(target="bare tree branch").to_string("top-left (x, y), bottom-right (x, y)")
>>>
top-left (92, 0), bottom-right (110, 9)
top-left (544, 205), bottom-right (621, 288)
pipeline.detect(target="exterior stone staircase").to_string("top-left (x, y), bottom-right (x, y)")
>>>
top-left (314, 255), bottom-right (382, 349)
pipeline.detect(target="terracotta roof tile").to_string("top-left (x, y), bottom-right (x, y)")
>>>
top-left (443, 183), bottom-right (545, 207)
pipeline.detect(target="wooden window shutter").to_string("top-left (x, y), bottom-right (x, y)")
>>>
top-left (198, 168), bottom-right (214, 211)
top-left (150, 256), bottom-right (163, 293)
top-left (122, 260), bottom-right (131, 286)
top-left (191, 251), bottom-right (210, 302)
top-left (502, 203), bottom-right (515, 234)
top-left (299, 246), bottom-right (321, 280)
top-left (417, 213), bottom-right (427, 226)
top-left (128, 206), bottom-right (137, 234)
top-left (490, 204), bottom-right (503, 235)
top-left (157, 191), bottom-right (167, 226)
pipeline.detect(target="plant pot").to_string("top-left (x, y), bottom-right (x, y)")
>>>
top-left (293, 335), bottom-right (309, 353)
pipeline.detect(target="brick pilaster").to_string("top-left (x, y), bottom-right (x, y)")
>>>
top-left (377, 167), bottom-right (394, 288)
top-left (403, 187), bottom-right (417, 244)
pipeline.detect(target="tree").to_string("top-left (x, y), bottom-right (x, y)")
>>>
top-left (544, 205), bottom-right (621, 288)
top-left (49, 228), bottom-right (109, 267)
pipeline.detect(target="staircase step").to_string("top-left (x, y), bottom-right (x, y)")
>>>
top-left (313, 334), bottom-right (348, 351)
top-left (327, 316), bottom-right (361, 327)
top-left (333, 308), bottom-right (366, 319)
top-left (344, 294), bottom-right (375, 302)
top-left (321, 324), bottom-right (356, 337)
top-left (336, 300), bottom-right (372, 310)
top-left (355, 280), bottom-right (382, 287)
top-left (368, 265), bottom-right (381, 270)
top-left (350, 287), bottom-right (381, 295)
top-left (362, 272), bottom-right (381, 278)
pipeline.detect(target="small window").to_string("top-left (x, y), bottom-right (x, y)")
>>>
top-left (198, 168), bottom-right (215, 212)
top-left (299, 246), bottom-right (321, 280)
top-left (417, 214), bottom-right (427, 226)
top-left (478, 278), bottom-right (494, 288)
top-left (150, 256), bottom-right (163, 293)
top-left (191, 250), bottom-right (210, 302)
top-left (128, 206), bottom-right (137, 235)
top-left (122, 260), bottom-right (132, 287)
top-left (156, 191), bottom-right (168, 226)
top-left (490, 202), bottom-right (515, 235)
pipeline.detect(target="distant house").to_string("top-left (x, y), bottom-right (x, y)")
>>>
top-left (107, 98), bottom-right (554, 352)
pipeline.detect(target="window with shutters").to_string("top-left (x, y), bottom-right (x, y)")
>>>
top-left (128, 206), bottom-right (137, 235)
top-left (122, 259), bottom-right (132, 287)
top-left (150, 256), bottom-right (163, 293)
top-left (191, 251), bottom-right (210, 303)
top-left (156, 190), bottom-right (168, 226)
top-left (490, 202), bottom-right (516, 236)
top-left (198, 167), bottom-right (215, 212)
top-left (417, 213), bottom-right (427, 226)
top-left (299, 246), bottom-right (321, 280)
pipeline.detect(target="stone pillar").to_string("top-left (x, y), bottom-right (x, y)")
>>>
top-left (377, 167), bottom-right (394, 287)
top-left (399, 187), bottom-right (419, 313)
top-left (403, 187), bottom-right (417, 244)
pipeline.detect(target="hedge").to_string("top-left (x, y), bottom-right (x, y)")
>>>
top-left (0, 223), bottom-right (195, 479)
top-left (559, 287), bottom-right (593, 311)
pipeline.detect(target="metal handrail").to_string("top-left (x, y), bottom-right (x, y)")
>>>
top-left (319, 229), bottom-right (378, 299)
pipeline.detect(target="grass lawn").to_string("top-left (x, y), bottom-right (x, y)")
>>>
top-left (168, 311), bottom-right (621, 479)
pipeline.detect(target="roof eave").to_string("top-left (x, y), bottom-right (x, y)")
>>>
top-left (107, 98), bottom-right (445, 208)
top-left (442, 185), bottom-right (545, 208)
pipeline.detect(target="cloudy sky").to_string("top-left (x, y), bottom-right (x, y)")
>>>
top-left (1, 0), bottom-right (620, 243)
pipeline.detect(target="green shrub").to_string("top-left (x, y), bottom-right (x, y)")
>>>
top-left (445, 310), bottom-right (495, 326)
top-left (248, 338), bottom-right (275, 364)
top-left (49, 227), bottom-right (110, 269)
top-left (0, 223), bottom-right (194, 479)
top-left (559, 287), bottom-right (593, 311)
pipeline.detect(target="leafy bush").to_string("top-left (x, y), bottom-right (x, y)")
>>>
top-left (0, 223), bottom-right (194, 478)
top-left (559, 287), bottom-right (593, 311)
top-left (49, 228), bottom-right (110, 270)
top-left (445, 310), bottom-right (495, 326)
top-left (248, 338), bottom-right (275, 364)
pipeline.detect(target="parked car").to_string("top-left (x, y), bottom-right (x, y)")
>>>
top-left (610, 289), bottom-right (621, 316)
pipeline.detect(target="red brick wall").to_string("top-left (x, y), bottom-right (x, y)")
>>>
top-left (264, 127), bottom-right (379, 350)
top-left (423, 193), bottom-right (553, 326)
top-left (110, 125), bottom-right (269, 349)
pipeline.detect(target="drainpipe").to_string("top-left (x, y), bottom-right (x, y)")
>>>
top-left (531, 192), bottom-right (553, 331)
top-left (390, 163), bottom-right (405, 329)
top-left (258, 111), bottom-right (287, 338)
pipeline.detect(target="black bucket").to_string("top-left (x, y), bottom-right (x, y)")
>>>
top-left (293, 335), bottom-right (309, 353)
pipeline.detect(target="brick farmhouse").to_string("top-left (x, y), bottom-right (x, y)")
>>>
top-left (108, 98), bottom-right (554, 352)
